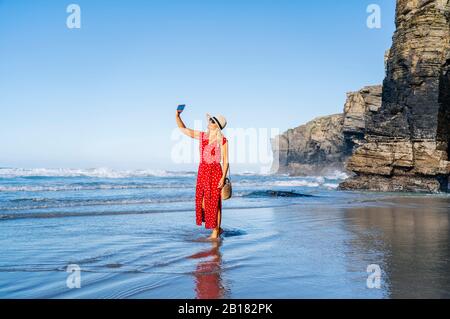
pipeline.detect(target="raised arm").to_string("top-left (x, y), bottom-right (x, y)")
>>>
top-left (175, 110), bottom-right (201, 139)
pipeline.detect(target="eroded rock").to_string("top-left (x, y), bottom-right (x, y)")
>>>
top-left (271, 86), bottom-right (382, 176)
top-left (339, 0), bottom-right (450, 193)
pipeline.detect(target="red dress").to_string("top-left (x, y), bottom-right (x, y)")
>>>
top-left (196, 132), bottom-right (227, 229)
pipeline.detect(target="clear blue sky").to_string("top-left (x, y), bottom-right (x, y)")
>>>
top-left (0, 0), bottom-right (395, 171)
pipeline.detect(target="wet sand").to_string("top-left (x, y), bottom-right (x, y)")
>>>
top-left (0, 194), bottom-right (449, 298)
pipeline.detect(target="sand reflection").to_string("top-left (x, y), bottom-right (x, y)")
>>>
top-left (344, 196), bottom-right (450, 298)
top-left (188, 240), bottom-right (227, 299)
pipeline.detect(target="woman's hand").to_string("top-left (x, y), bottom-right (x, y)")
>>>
top-left (217, 178), bottom-right (225, 189)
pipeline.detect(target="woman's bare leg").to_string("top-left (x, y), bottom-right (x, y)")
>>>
top-left (209, 205), bottom-right (222, 240)
top-left (202, 198), bottom-right (205, 220)
top-left (217, 208), bottom-right (224, 235)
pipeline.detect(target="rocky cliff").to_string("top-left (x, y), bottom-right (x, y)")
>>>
top-left (271, 86), bottom-right (382, 176)
top-left (339, 0), bottom-right (450, 192)
top-left (343, 85), bottom-right (383, 153)
top-left (271, 113), bottom-right (346, 176)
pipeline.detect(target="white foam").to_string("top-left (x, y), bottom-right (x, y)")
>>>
top-left (234, 174), bottom-right (345, 188)
top-left (272, 180), bottom-right (321, 187)
top-left (0, 168), bottom-right (196, 179)
top-left (2, 197), bottom-right (193, 211)
top-left (315, 176), bottom-right (325, 183)
top-left (0, 183), bottom-right (191, 192)
top-left (325, 170), bottom-right (349, 180)
top-left (233, 179), bottom-right (321, 188)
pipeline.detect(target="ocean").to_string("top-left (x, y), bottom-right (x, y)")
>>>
top-left (1, 168), bottom-right (449, 298)
top-left (0, 168), bottom-right (346, 220)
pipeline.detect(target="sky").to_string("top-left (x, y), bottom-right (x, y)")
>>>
top-left (0, 0), bottom-right (396, 172)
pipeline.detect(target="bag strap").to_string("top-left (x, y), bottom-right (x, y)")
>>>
top-left (221, 136), bottom-right (231, 181)
top-left (224, 164), bottom-right (231, 181)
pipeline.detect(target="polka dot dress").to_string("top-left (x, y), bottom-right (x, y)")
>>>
top-left (195, 131), bottom-right (227, 229)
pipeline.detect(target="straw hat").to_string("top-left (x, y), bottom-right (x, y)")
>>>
top-left (206, 113), bottom-right (227, 130)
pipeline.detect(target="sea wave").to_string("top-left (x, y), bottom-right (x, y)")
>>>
top-left (0, 183), bottom-right (193, 192)
top-left (0, 167), bottom-right (282, 179)
top-left (0, 178), bottom-right (340, 192)
top-left (270, 180), bottom-right (321, 187)
top-left (0, 168), bottom-right (349, 194)
top-left (233, 177), bottom-right (343, 188)
top-left (0, 168), bottom-right (197, 178)
top-left (1, 197), bottom-right (194, 211)
top-left (324, 170), bottom-right (349, 180)
top-left (0, 203), bottom-right (293, 221)
top-left (0, 167), bottom-right (348, 179)
top-left (1, 189), bottom-right (318, 211)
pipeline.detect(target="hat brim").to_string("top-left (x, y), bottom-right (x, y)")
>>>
top-left (206, 113), bottom-right (223, 130)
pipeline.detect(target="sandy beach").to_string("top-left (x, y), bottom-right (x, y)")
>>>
top-left (1, 191), bottom-right (449, 299)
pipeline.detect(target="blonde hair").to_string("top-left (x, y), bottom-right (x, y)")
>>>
top-left (206, 127), bottom-right (225, 164)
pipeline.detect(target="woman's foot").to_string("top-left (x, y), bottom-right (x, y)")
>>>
top-left (208, 227), bottom-right (222, 240)
top-left (208, 232), bottom-right (219, 240)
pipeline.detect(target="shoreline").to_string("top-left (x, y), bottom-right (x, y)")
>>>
top-left (1, 189), bottom-right (449, 222)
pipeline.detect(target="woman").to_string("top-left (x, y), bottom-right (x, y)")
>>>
top-left (176, 109), bottom-right (229, 240)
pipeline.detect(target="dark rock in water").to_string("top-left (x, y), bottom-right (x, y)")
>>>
top-left (245, 190), bottom-right (315, 198)
top-left (340, 0), bottom-right (450, 193)
top-left (339, 174), bottom-right (448, 193)
top-left (222, 229), bottom-right (247, 237)
top-left (270, 86), bottom-right (382, 176)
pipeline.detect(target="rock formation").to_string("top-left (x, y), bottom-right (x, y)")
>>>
top-left (271, 113), bottom-right (346, 176)
top-left (339, 0), bottom-right (450, 192)
top-left (343, 85), bottom-right (383, 153)
top-left (271, 86), bottom-right (382, 176)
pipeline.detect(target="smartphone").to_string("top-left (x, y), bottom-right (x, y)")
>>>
top-left (177, 104), bottom-right (186, 112)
